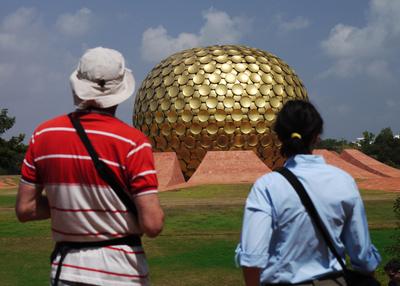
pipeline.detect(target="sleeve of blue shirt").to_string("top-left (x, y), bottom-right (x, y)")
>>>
top-left (235, 178), bottom-right (272, 268)
top-left (341, 180), bottom-right (381, 272)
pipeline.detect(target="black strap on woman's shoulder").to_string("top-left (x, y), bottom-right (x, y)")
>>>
top-left (274, 167), bottom-right (348, 272)
top-left (68, 112), bottom-right (138, 217)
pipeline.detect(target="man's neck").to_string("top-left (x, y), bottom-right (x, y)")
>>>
top-left (77, 106), bottom-right (117, 116)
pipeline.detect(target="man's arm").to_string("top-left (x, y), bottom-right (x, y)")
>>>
top-left (15, 181), bottom-right (50, 222)
top-left (243, 267), bottom-right (261, 286)
top-left (134, 193), bottom-right (164, 237)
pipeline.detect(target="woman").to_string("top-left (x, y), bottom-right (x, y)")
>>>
top-left (235, 100), bottom-right (381, 286)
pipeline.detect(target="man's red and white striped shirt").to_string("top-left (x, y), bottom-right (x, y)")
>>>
top-left (21, 112), bottom-right (158, 285)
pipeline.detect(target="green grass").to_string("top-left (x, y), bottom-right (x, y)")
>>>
top-left (0, 184), bottom-right (398, 285)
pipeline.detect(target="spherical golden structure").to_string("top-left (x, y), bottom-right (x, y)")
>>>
top-left (133, 45), bottom-right (308, 178)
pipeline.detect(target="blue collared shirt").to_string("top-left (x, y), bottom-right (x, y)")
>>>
top-left (235, 155), bottom-right (381, 284)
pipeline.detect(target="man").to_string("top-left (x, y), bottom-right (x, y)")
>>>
top-left (15, 47), bottom-right (164, 286)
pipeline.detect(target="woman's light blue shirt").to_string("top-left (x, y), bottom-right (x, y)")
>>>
top-left (235, 154), bottom-right (381, 284)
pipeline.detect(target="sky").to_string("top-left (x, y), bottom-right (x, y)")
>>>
top-left (1, 0), bottom-right (400, 142)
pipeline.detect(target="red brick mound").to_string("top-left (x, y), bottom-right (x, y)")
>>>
top-left (357, 177), bottom-right (400, 192)
top-left (340, 149), bottom-right (400, 178)
top-left (153, 152), bottom-right (185, 191)
top-left (313, 149), bottom-right (381, 179)
top-left (0, 176), bottom-right (18, 189)
top-left (188, 150), bottom-right (271, 186)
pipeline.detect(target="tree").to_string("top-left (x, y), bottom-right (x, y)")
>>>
top-left (360, 128), bottom-right (400, 168)
top-left (315, 138), bottom-right (356, 153)
top-left (0, 109), bottom-right (27, 174)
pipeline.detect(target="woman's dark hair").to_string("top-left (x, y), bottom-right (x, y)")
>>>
top-left (274, 100), bottom-right (323, 158)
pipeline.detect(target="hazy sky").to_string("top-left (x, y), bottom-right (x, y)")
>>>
top-left (1, 0), bottom-right (399, 141)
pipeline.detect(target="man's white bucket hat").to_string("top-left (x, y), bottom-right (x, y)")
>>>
top-left (70, 47), bottom-right (135, 108)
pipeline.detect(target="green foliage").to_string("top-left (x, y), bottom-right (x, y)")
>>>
top-left (359, 127), bottom-right (400, 168)
top-left (388, 196), bottom-right (400, 257)
top-left (0, 109), bottom-right (27, 175)
top-left (315, 138), bottom-right (356, 153)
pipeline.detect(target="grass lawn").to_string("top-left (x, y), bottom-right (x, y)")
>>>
top-left (0, 183), bottom-right (398, 285)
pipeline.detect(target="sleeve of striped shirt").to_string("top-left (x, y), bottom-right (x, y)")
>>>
top-left (20, 134), bottom-right (40, 186)
top-left (126, 137), bottom-right (158, 196)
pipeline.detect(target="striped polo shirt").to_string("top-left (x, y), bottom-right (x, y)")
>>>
top-left (21, 111), bottom-right (158, 286)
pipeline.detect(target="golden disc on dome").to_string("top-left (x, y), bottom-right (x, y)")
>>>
top-left (221, 63), bottom-right (233, 73)
top-left (174, 64), bottom-right (185, 75)
top-left (189, 98), bottom-right (201, 109)
top-left (204, 63), bottom-right (216, 73)
top-left (178, 75), bottom-right (189, 85)
top-left (209, 73), bottom-right (221, 84)
top-left (248, 109), bottom-right (260, 121)
top-left (145, 111), bottom-right (152, 125)
top-left (184, 136), bottom-right (196, 148)
top-left (260, 64), bottom-right (271, 73)
top-left (255, 97), bottom-right (266, 107)
top-left (235, 63), bottom-right (247, 72)
top-left (273, 65), bottom-right (283, 74)
top-left (215, 84), bottom-right (227, 96)
top-left (206, 123), bottom-right (218, 134)
top-left (238, 72), bottom-right (249, 83)
top-left (216, 55), bottom-right (228, 63)
top-left (198, 110), bottom-right (209, 122)
top-left (261, 74), bottom-right (273, 84)
top-left (194, 147), bottom-right (206, 159)
top-left (224, 121), bottom-right (236, 134)
top-left (170, 135), bottom-right (180, 149)
top-left (246, 84), bottom-right (258, 95)
top-left (155, 111), bottom-right (164, 124)
top-left (161, 66), bottom-right (172, 76)
top-left (188, 64), bottom-right (199, 74)
top-left (175, 122), bottom-right (186, 136)
top-left (231, 55), bottom-right (243, 63)
top-left (156, 87), bottom-right (166, 99)
top-left (274, 74), bottom-right (284, 84)
top-left (256, 121), bottom-right (268, 133)
top-left (156, 136), bottom-right (167, 149)
top-left (215, 109), bottom-right (226, 121)
top-left (241, 121), bottom-right (252, 134)
top-left (175, 99), bottom-right (185, 110)
top-left (206, 97), bottom-right (218, 108)
top-left (193, 74), bottom-right (205, 85)
top-left (161, 99), bottom-right (171, 110)
top-left (182, 86), bottom-right (194, 97)
top-left (217, 135), bottom-right (229, 147)
top-left (167, 110), bottom-right (178, 123)
top-left (225, 73), bottom-right (236, 83)
top-left (285, 75), bottom-right (294, 85)
top-left (249, 134), bottom-right (258, 146)
top-left (285, 85), bottom-right (295, 97)
top-left (160, 123), bottom-right (171, 136)
top-left (260, 84), bottom-right (272, 96)
top-left (150, 101), bottom-right (158, 111)
top-left (163, 76), bottom-right (174, 86)
top-left (232, 84), bottom-right (244, 95)
top-left (233, 135), bottom-right (245, 147)
top-left (180, 160), bottom-right (187, 172)
top-left (146, 89), bottom-right (154, 99)
top-left (227, 49), bottom-right (240, 55)
top-left (232, 109), bottom-right (243, 121)
top-left (250, 73), bottom-right (261, 83)
top-left (223, 97), bottom-right (235, 108)
top-left (150, 123), bottom-right (158, 136)
top-left (245, 55), bottom-right (256, 63)
top-left (240, 96), bottom-right (251, 108)
top-left (248, 63), bottom-right (259, 73)
top-left (184, 56), bottom-right (196, 65)
top-left (212, 49), bottom-right (225, 56)
top-left (200, 135), bottom-right (212, 147)
top-left (199, 55), bottom-right (212, 64)
top-left (167, 86), bottom-right (179, 97)
top-left (199, 85), bottom-right (211, 96)
top-left (273, 85), bottom-right (284, 96)
top-left (190, 122), bottom-right (202, 135)
top-left (265, 108), bottom-right (276, 121)
top-left (260, 135), bottom-right (273, 147)
top-left (182, 110), bottom-right (193, 122)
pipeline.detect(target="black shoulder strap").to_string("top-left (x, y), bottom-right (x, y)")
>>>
top-left (68, 112), bottom-right (138, 217)
top-left (275, 167), bottom-right (348, 272)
